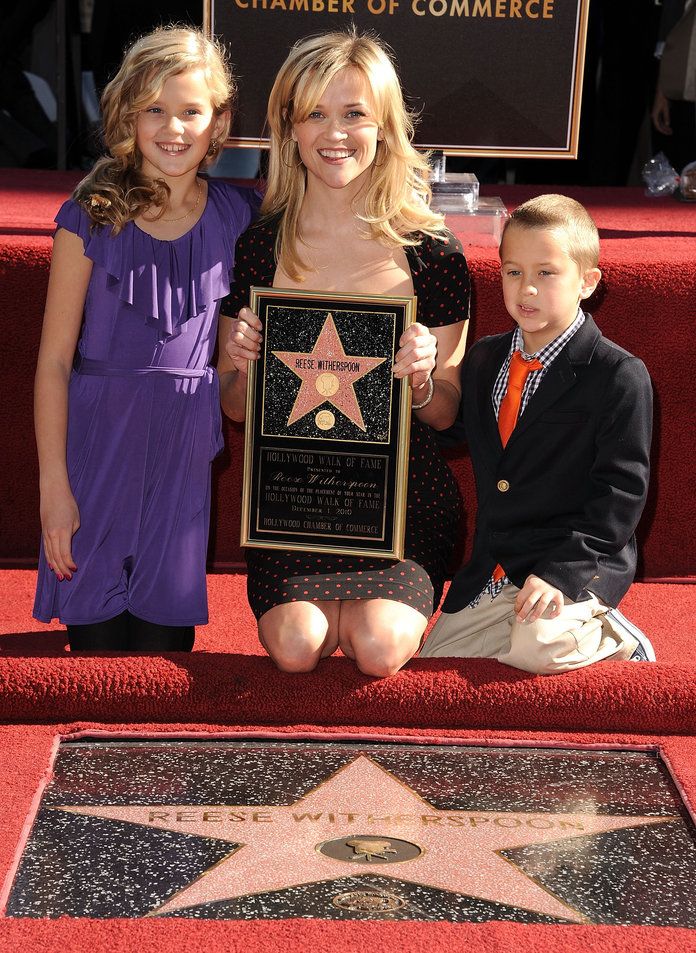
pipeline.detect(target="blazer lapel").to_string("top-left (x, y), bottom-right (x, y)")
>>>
top-left (507, 355), bottom-right (576, 444)
top-left (506, 314), bottom-right (601, 446)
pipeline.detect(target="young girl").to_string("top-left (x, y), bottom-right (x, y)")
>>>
top-left (33, 26), bottom-right (256, 651)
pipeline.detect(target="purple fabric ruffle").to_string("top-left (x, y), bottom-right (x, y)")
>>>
top-left (55, 179), bottom-right (255, 337)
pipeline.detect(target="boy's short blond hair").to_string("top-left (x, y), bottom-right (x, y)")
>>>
top-left (501, 194), bottom-right (600, 271)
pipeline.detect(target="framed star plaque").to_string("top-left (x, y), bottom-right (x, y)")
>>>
top-left (241, 287), bottom-right (417, 558)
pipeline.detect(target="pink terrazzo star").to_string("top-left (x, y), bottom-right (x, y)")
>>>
top-left (272, 314), bottom-right (386, 430)
top-left (55, 755), bottom-right (675, 920)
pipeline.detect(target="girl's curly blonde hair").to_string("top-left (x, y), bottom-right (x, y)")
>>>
top-left (75, 26), bottom-right (235, 232)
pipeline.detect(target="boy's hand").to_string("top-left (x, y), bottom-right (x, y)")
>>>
top-left (514, 575), bottom-right (564, 624)
top-left (226, 307), bottom-right (262, 374)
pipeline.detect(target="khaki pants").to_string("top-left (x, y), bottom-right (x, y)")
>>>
top-left (420, 585), bottom-right (637, 674)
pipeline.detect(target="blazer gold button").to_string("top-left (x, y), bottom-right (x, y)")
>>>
top-left (497, 479), bottom-right (510, 492)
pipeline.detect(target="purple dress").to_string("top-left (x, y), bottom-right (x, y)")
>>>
top-left (33, 179), bottom-right (255, 626)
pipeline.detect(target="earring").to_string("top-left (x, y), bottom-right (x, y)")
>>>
top-left (280, 137), bottom-right (303, 169)
top-left (207, 138), bottom-right (219, 158)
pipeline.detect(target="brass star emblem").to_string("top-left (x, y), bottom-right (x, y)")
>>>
top-left (272, 314), bottom-right (386, 431)
top-left (53, 755), bottom-right (675, 920)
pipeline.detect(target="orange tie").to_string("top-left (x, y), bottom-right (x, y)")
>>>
top-left (498, 350), bottom-right (544, 448)
top-left (493, 350), bottom-right (543, 582)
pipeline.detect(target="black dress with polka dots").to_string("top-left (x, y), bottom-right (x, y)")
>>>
top-left (223, 220), bottom-right (470, 620)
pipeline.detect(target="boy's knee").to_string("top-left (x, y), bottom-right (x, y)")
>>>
top-left (502, 616), bottom-right (602, 674)
top-left (514, 646), bottom-right (570, 675)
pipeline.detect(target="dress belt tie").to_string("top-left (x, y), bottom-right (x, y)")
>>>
top-left (73, 355), bottom-right (207, 378)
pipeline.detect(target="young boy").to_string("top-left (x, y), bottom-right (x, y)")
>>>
top-left (421, 194), bottom-right (655, 673)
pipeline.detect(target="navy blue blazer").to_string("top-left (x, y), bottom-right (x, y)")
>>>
top-left (440, 314), bottom-right (653, 612)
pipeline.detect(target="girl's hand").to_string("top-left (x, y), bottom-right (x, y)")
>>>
top-left (226, 307), bottom-right (263, 375)
top-left (41, 486), bottom-right (80, 581)
top-left (393, 322), bottom-right (437, 391)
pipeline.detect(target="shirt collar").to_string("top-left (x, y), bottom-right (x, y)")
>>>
top-left (513, 308), bottom-right (586, 363)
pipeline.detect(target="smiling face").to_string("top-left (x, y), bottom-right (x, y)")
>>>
top-left (500, 225), bottom-right (601, 352)
top-left (136, 69), bottom-right (228, 182)
top-left (291, 67), bottom-right (383, 200)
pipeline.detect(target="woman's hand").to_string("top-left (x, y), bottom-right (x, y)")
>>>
top-left (393, 322), bottom-right (437, 391)
top-left (41, 484), bottom-right (80, 581)
top-left (225, 307), bottom-right (263, 375)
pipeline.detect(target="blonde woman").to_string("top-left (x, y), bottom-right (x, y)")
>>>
top-left (220, 29), bottom-right (469, 676)
top-left (33, 27), bottom-right (257, 651)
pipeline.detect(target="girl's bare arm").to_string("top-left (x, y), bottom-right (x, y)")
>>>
top-left (34, 228), bottom-right (92, 579)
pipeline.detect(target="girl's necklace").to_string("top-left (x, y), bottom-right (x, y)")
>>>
top-left (160, 178), bottom-right (203, 223)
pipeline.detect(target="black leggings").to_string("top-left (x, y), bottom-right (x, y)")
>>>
top-left (67, 611), bottom-right (195, 652)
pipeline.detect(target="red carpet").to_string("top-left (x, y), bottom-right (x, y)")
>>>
top-left (1, 571), bottom-right (694, 733)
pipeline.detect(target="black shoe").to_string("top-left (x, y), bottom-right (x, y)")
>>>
top-left (604, 608), bottom-right (656, 662)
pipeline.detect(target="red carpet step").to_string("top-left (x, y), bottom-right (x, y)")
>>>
top-left (1, 652), bottom-right (695, 734)
top-left (1, 572), bottom-right (694, 733)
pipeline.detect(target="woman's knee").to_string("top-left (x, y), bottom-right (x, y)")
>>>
top-left (358, 638), bottom-right (419, 677)
top-left (343, 617), bottom-right (424, 678)
top-left (259, 604), bottom-right (336, 673)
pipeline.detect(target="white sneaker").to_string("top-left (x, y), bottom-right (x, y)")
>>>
top-left (604, 608), bottom-right (656, 662)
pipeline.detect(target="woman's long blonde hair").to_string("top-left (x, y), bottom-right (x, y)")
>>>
top-left (262, 29), bottom-right (446, 280)
top-left (75, 26), bottom-right (235, 232)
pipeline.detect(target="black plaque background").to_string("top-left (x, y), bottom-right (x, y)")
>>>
top-left (209, 0), bottom-right (588, 156)
top-left (242, 291), bottom-right (412, 557)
